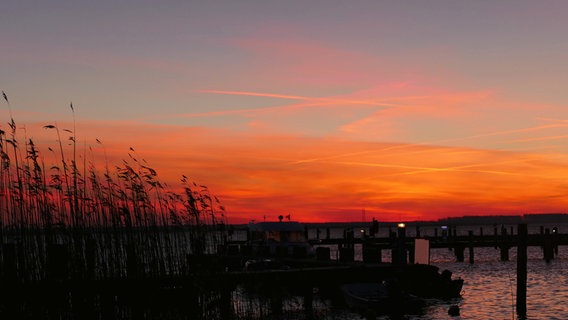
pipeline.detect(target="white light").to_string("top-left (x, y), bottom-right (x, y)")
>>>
top-left (398, 223), bottom-right (406, 228)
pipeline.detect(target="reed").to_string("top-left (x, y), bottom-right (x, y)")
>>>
top-left (0, 92), bottom-right (228, 284)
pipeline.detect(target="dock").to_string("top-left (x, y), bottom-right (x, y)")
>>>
top-left (298, 224), bottom-right (563, 263)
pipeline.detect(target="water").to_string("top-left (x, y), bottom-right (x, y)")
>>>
top-left (321, 233), bottom-right (568, 319)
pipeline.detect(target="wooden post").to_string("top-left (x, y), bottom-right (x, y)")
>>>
top-left (480, 227), bottom-right (483, 236)
top-left (500, 226), bottom-right (509, 261)
top-left (468, 230), bottom-right (474, 264)
top-left (516, 223), bottom-right (527, 319)
top-left (543, 228), bottom-right (553, 263)
top-left (434, 228), bottom-right (438, 238)
top-left (397, 225), bottom-right (407, 265)
top-left (500, 245), bottom-right (510, 261)
top-left (454, 245), bottom-right (465, 262)
top-left (326, 227), bottom-right (330, 240)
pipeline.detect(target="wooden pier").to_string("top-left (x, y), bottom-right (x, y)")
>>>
top-left (302, 225), bottom-right (563, 263)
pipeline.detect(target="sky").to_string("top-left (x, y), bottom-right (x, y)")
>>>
top-left (2, 1), bottom-right (568, 223)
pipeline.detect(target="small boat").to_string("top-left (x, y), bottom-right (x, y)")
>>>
top-left (341, 280), bottom-right (425, 315)
top-left (242, 258), bottom-right (290, 271)
top-left (403, 265), bottom-right (464, 299)
top-left (340, 264), bottom-right (463, 315)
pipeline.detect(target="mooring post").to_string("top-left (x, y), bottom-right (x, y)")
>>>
top-left (480, 227), bottom-right (483, 236)
top-left (326, 227), bottom-right (330, 240)
top-left (500, 246), bottom-right (510, 261)
top-left (499, 226), bottom-right (509, 261)
top-left (468, 230), bottom-right (474, 264)
top-left (517, 223), bottom-right (527, 319)
top-left (454, 245), bottom-right (465, 262)
top-left (397, 224), bottom-right (407, 265)
top-left (543, 228), bottom-right (553, 263)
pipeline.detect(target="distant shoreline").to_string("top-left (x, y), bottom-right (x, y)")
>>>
top-left (232, 213), bottom-right (568, 228)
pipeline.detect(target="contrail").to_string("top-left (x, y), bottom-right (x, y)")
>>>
top-left (199, 89), bottom-right (401, 107)
top-left (289, 123), bottom-right (568, 165)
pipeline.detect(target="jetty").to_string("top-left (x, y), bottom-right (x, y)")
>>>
top-left (298, 222), bottom-right (564, 263)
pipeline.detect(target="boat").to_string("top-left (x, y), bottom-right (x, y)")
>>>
top-left (402, 264), bottom-right (464, 299)
top-left (341, 280), bottom-right (425, 315)
top-left (242, 258), bottom-right (290, 271)
top-left (245, 219), bottom-right (314, 258)
top-left (340, 264), bottom-right (463, 314)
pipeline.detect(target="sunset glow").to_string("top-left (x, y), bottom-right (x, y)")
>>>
top-left (3, 1), bottom-right (568, 223)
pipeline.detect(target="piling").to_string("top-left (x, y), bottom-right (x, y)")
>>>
top-left (499, 245), bottom-right (510, 261)
top-left (454, 245), bottom-right (465, 262)
top-left (543, 228), bottom-right (554, 263)
top-left (499, 227), bottom-right (510, 261)
top-left (516, 223), bottom-right (527, 319)
top-left (396, 224), bottom-right (407, 265)
top-left (468, 230), bottom-right (474, 264)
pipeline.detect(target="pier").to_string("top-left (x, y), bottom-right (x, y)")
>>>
top-left (299, 225), bottom-right (563, 263)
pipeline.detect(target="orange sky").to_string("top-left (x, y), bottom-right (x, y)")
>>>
top-left (3, 2), bottom-right (568, 223)
top-left (13, 117), bottom-right (568, 224)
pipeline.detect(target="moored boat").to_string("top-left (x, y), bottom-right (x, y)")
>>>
top-left (341, 280), bottom-right (425, 315)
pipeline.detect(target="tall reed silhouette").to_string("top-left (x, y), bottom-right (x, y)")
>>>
top-left (0, 92), bottom-right (228, 284)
